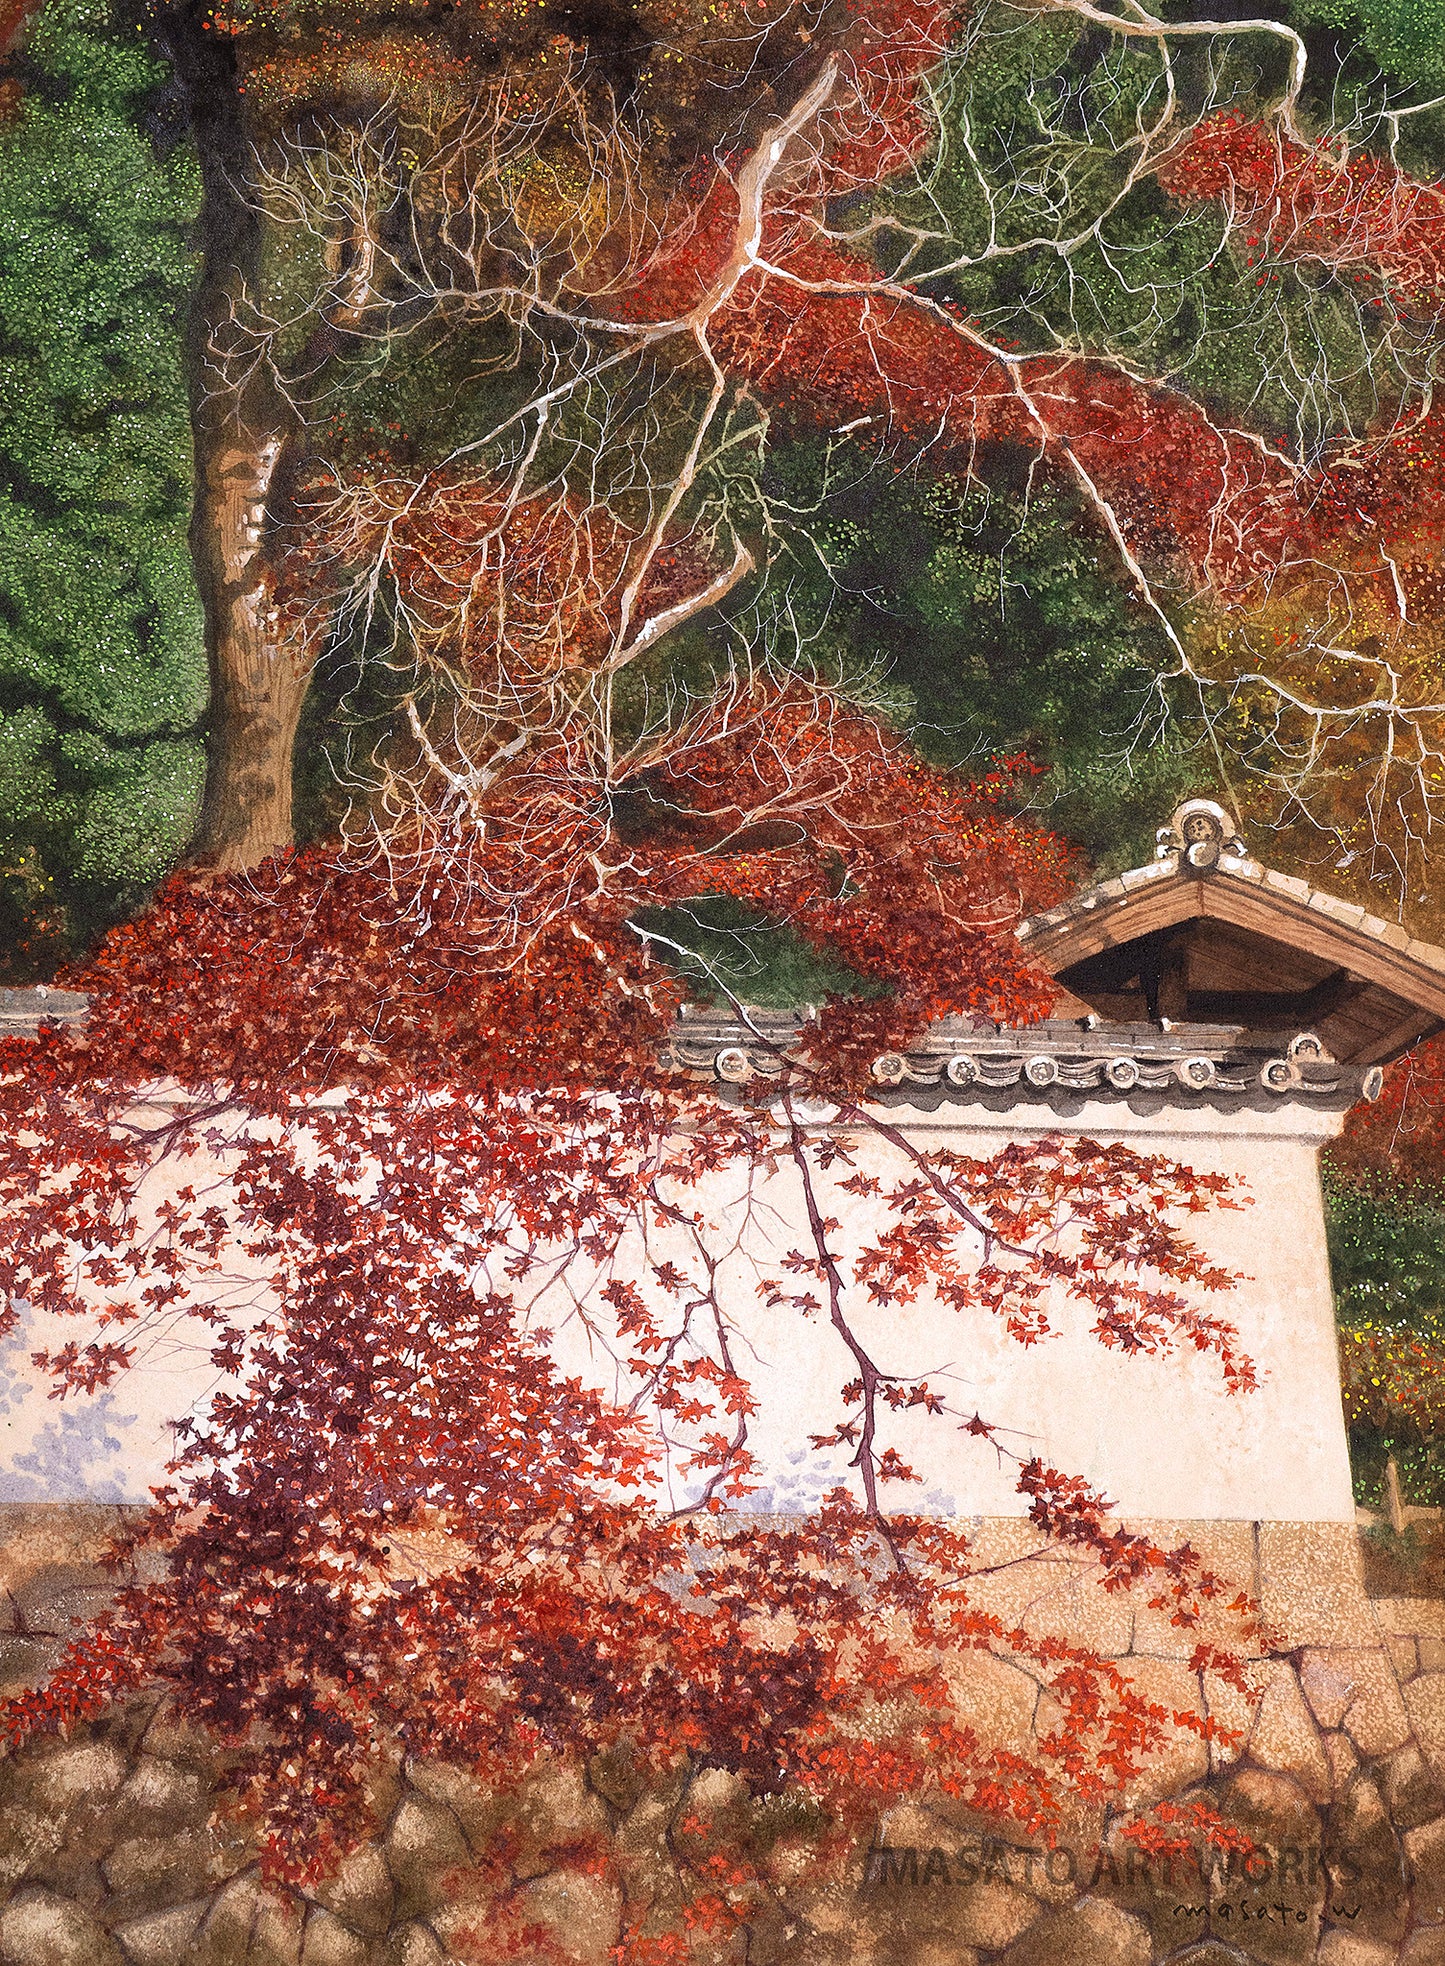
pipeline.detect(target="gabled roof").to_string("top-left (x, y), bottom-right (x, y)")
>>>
top-left (1017, 800), bottom-right (1445, 1066)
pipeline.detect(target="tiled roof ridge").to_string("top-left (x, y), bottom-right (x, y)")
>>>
top-left (664, 1007), bottom-right (1380, 1108)
top-left (0, 985), bottom-right (89, 1037)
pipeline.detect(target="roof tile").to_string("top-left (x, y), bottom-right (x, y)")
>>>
top-left (1263, 871), bottom-right (1312, 901)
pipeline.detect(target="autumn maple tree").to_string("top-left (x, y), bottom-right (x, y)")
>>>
top-left (0, 687), bottom-right (1266, 1926)
top-left (7, 0), bottom-right (1445, 1935)
top-left (63, 0), bottom-right (1437, 900)
top-left (0, 0), bottom-right (1423, 892)
top-left (7, 0), bottom-right (1445, 899)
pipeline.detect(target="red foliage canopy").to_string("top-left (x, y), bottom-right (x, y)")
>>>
top-left (0, 686), bottom-right (1263, 1895)
top-left (1161, 113), bottom-right (1445, 309)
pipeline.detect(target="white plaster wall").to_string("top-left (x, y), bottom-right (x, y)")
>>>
top-left (828, 1099), bottom-right (1355, 1522)
top-left (0, 1091), bottom-right (1357, 1524)
top-left (529, 1096), bottom-right (1356, 1525)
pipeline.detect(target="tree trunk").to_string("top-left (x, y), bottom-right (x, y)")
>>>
top-left (159, 1), bottom-right (313, 873)
top-left (188, 424), bottom-right (312, 871)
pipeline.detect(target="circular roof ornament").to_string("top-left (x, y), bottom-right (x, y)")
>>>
top-left (1156, 797), bottom-right (1249, 872)
top-left (714, 1046), bottom-right (754, 1084)
top-left (1288, 1032), bottom-right (1333, 1063)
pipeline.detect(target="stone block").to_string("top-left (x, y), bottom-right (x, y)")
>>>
top-left (26, 1740), bottom-right (127, 1816)
top-left (954, 1518), bottom-right (1049, 1570)
top-left (429, 1897), bottom-right (503, 1959)
top-left (1246, 1664), bottom-right (1333, 1802)
top-left (197, 1872), bottom-right (305, 1966)
top-left (762, 1835), bottom-right (816, 1890)
top-left (383, 1926), bottom-right (446, 1966)
top-left (1324, 1774), bottom-right (1407, 1946)
top-left (948, 1878), bottom-right (1040, 1952)
top-left (1422, 1638), bottom-right (1445, 1675)
top-left (1084, 1815), bottom-right (1208, 1957)
top-left (682, 1766), bottom-right (749, 1826)
top-left (1402, 1927), bottom-right (1445, 1966)
top-left (7, 1562), bottom-right (114, 1631)
top-left (794, 1872), bottom-right (875, 1940)
top-left (1343, 1652), bottom-right (1413, 1760)
top-left (1407, 1815), bottom-right (1445, 1923)
top-left (1107, 1656), bottom-right (1210, 1809)
top-left (1317, 1934), bottom-right (1398, 1966)
top-left (135, 1703), bottom-right (221, 1770)
top-left (404, 1760), bottom-right (503, 1855)
top-left (1328, 1774), bottom-right (1394, 1861)
top-left (510, 1761), bottom-right (612, 1867)
top-left (30, 1845), bottom-right (106, 1911)
top-left (0, 1505), bottom-right (137, 1603)
top-left (1197, 1670), bottom-right (1252, 1778)
top-left (1165, 1520), bottom-right (1264, 1587)
top-left (1372, 1598), bottom-right (1445, 1642)
top-left (515, 1869), bottom-right (623, 1966)
top-left (1391, 1635), bottom-right (1422, 1680)
top-left (384, 1796), bottom-right (470, 1917)
top-left (300, 1907), bottom-right (373, 1966)
top-left (895, 1944), bottom-right (979, 1966)
top-left (116, 1755), bottom-right (211, 1830)
top-left (0, 1886), bottom-right (126, 1966)
top-left (313, 1842), bottom-right (395, 1938)
top-left (0, 1800), bottom-right (64, 1888)
top-left (993, 1895), bottom-right (1150, 1966)
top-left (110, 1898), bottom-right (209, 1966)
top-left (876, 1803), bottom-right (970, 1859)
top-left (940, 1650), bottom-right (1041, 1751)
top-left (1324, 1733), bottom-right (1360, 1800)
top-left (101, 1828), bottom-right (212, 1909)
top-left (1257, 1525), bottom-right (1373, 1648)
top-left (1383, 1745), bottom-right (1445, 1831)
top-left (0, 1635), bottom-right (53, 1695)
top-left (613, 1792), bottom-right (682, 1906)
top-left (861, 1835), bottom-right (1037, 1949)
top-left (965, 1558), bottom-right (1134, 1658)
top-left (1127, 1523), bottom-right (1264, 1662)
top-left (1211, 1769), bottom-right (1324, 1966)
top-left (1302, 1653), bottom-right (1361, 1731)
top-left (1408, 1675), bottom-right (1445, 1781)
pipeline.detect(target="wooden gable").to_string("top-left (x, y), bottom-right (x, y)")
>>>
top-left (1018, 801), bottom-right (1445, 1067)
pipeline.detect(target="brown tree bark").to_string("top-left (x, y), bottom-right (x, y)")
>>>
top-left (188, 421), bottom-right (312, 871)
top-left (158, 2), bottom-right (314, 874)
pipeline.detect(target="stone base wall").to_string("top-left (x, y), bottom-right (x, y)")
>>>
top-left (3, 1510), bottom-right (1445, 1964)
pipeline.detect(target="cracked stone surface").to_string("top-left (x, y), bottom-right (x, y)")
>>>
top-left (0, 1521), bottom-right (1440, 1961)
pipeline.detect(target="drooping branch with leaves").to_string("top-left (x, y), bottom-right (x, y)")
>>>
top-left (0, 715), bottom-right (1264, 1895)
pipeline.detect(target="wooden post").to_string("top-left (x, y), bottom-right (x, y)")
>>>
top-left (1386, 1455), bottom-right (1407, 1536)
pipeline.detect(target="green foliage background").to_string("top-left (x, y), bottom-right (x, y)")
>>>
top-left (1326, 1173), bottom-right (1445, 1508)
top-left (1289, 0), bottom-right (1445, 92)
top-left (759, 447), bottom-right (1204, 868)
top-left (0, 0), bottom-right (204, 973)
